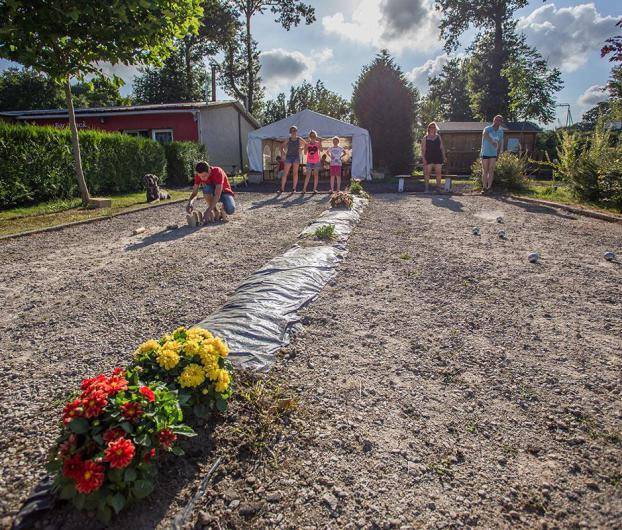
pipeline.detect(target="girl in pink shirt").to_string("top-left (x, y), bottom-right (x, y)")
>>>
top-left (303, 130), bottom-right (322, 194)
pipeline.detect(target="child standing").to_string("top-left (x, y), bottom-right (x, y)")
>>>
top-left (327, 136), bottom-right (346, 192)
top-left (303, 130), bottom-right (322, 194)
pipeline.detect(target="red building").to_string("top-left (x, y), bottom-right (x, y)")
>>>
top-left (1, 101), bottom-right (260, 171)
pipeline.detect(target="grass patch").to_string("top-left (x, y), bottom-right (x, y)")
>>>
top-left (0, 190), bottom-right (189, 237)
top-left (314, 224), bottom-right (336, 241)
top-left (399, 253), bottom-right (412, 260)
top-left (514, 179), bottom-right (621, 214)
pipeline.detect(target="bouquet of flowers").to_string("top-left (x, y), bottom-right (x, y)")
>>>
top-left (330, 191), bottom-right (354, 209)
top-left (47, 369), bottom-right (195, 523)
top-left (131, 326), bottom-right (233, 419)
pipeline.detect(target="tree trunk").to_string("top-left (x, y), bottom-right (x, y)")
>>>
top-left (184, 36), bottom-right (193, 100)
top-left (245, 11), bottom-right (253, 113)
top-left (64, 76), bottom-right (90, 206)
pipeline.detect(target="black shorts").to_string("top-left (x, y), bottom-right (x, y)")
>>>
top-left (424, 158), bottom-right (443, 165)
top-left (481, 155), bottom-right (497, 160)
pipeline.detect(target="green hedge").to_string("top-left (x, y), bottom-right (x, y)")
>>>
top-left (0, 123), bottom-right (167, 208)
top-left (164, 141), bottom-right (207, 186)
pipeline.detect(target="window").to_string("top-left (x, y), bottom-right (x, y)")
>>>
top-left (152, 129), bottom-right (173, 143)
top-left (124, 129), bottom-right (149, 138)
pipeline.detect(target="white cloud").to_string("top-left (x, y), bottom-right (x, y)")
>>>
top-left (259, 48), bottom-right (334, 95)
top-left (518, 3), bottom-right (619, 73)
top-left (406, 53), bottom-right (450, 90)
top-left (578, 84), bottom-right (608, 107)
top-left (322, 0), bottom-right (441, 54)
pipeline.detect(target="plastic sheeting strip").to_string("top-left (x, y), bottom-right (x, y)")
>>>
top-left (197, 197), bottom-right (367, 371)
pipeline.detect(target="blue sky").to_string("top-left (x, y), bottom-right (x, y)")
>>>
top-left (1, 1), bottom-right (620, 126)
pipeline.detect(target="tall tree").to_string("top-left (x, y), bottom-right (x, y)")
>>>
top-left (223, 0), bottom-right (315, 114)
top-left (72, 76), bottom-right (131, 108)
top-left (352, 51), bottom-right (418, 174)
top-left (0, 68), bottom-right (64, 111)
top-left (133, 43), bottom-right (209, 104)
top-left (0, 0), bottom-right (202, 206)
top-left (264, 80), bottom-right (351, 124)
top-left (503, 36), bottom-right (562, 124)
top-left (435, 0), bottom-right (528, 118)
top-left (427, 58), bottom-right (474, 121)
top-left (601, 19), bottom-right (622, 63)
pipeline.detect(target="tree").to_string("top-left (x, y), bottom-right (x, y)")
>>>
top-left (0, 68), bottom-right (64, 111)
top-left (427, 58), bottom-right (474, 121)
top-left (264, 80), bottom-right (352, 124)
top-left (223, 0), bottom-right (315, 114)
top-left (503, 36), bottom-right (562, 124)
top-left (435, 0), bottom-right (529, 117)
top-left (133, 43), bottom-right (209, 104)
top-left (0, 0), bottom-right (202, 206)
top-left (352, 51), bottom-right (418, 174)
top-left (72, 76), bottom-right (131, 108)
top-left (578, 101), bottom-right (611, 130)
top-left (417, 95), bottom-right (442, 131)
top-left (601, 19), bottom-right (622, 63)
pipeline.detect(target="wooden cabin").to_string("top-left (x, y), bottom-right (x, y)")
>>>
top-left (435, 121), bottom-right (541, 174)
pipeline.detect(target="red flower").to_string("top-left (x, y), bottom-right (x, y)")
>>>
top-left (112, 367), bottom-right (124, 376)
top-left (143, 448), bottom-right (156, 462)
top-left (62, 399), bottom-right (84, 425)
top-left (103, 437), bottom-right (135, 469)
top-left (58, 434), bottom-right (78, 458)
top-left (157, 429), bottom-right (177, 449)
top-left (102, 428), bottom-right (125, 444)
top-left (80, 371), bottom-right (127, 398)
top-left (121, 401), bottom-right (143, 421)
top-left (107, 375), bottom-right (128, 395)
top-left (75, 460), bottom-right (105, 494)
top-left (62, 454), bottom-right (84, 481)
top-left (139, 386), bottom-right (155, 402)
top-left (81, 390), bottom-right (108, 418)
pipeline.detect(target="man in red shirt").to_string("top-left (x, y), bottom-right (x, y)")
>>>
top-left (186, 161), bottom-right (236, 224)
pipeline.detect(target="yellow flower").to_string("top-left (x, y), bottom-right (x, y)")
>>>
top-left (187, 327), bottom-right (213, 340)
top-left (208, 337), bottom-right (229, 358)
top-left (178, 364), bottom-right (205, 388)
top-left (161, 340), bottom-right (182, 353)
top-left (200, 352), bottom-right (218, 372)
top-left (134, 339), bottom-right (160, 358)
top-left (214, 369), bottom-right (231, 393)
top-left (206, 367), bottom-right (219, 381)
top-left (156, 348), bottom-right (180, 370)
top-left (183, 339), bottom-right (202, 358)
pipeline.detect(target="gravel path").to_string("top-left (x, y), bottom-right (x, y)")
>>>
top-left (191, 194), bottom-right (622, 529)
top-left (0, 192), bottom-right (328, 520)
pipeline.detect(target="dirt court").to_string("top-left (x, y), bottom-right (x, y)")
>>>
top-left (0, 192), bottom-right (328, 522)
top-left (1, 192), bottom-right (621, 529)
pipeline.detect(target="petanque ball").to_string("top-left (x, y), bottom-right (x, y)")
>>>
top-left (528, 252), bottom-right (540, 263)
top-left (496, 216), bottom-right (504, 223)
top-left (604, 251), bottom-right (616, 262)
top-left (498, 230), bottom-right (507, 239)
top-left (472, 227), bottom-right (481, 236)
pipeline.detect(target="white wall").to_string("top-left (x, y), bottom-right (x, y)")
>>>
top-left (199, 105), bottom-right (256, 172)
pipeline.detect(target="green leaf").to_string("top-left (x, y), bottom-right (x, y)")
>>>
top-left (193, 403), bottom-right (210, 419)
top-left (59, 483), bottom-right (76, 500)
top-left (133, 479), bottom-right (154, 499)
top-left (216, 397), bottom-right (228, 413)
top-left (108, 493), bottom-right (126, 514)
top-left (170, 425), bottom-right (196, 437)
top-left (135, 433), bottom-right (151, 447)
top-left (97, 505), bottom-right (112, 524)
top-left (92, 434), bottom-right (104, 446)
top-left (73, 493), bottom-right (86, 510)
top-left (68, 417), bottom-right (90, 434)
top-left (120, 422), bottom-right (133, 433)
top-left (170, 446), bottom-right (185, 456)
top-left (107, 468), bottom-right (123, 483)
top-left (124, 467), bottom-right (137, 483)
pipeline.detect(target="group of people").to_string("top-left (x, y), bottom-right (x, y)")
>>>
top-left (184, 115), bottom-right (506, 226)
top-left (277, 126), bottom-right (348, 194)
top-left (421, 114), bottom-right (504, 193)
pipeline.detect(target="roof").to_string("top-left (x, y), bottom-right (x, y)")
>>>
top-left (436, 121), bottom-right (541, 133)
top-left (3, 100), bottom-right (260, 128)
top-left (250, 108), bottom-right (369, 140)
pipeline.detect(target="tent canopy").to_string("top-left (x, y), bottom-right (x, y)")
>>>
top-left (247, 109), bottom-right (373, 180)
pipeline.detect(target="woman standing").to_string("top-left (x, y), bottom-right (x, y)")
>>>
top-left (303, 130), bottom-right (322, 194)
top-left (480, 114), bottom-right (504, 193)
top-left (279, 125), bottom-right (306, 193)
top-left (420, 122), bottom-right (446, 193)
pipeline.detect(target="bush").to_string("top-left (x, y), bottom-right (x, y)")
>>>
top-left (164, 141), bottom-right (207, 186)
top-left (470, 152), bottom-right (528, 191)
top-left (0, 123), bottom-right (166, 208)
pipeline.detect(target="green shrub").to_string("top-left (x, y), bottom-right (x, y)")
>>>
top-left (313, 224), bottom-right (336, 240)
top-left (0, 123), bottom-right (166, 208)
top-left (470, 152), bottom-right (528, 191)
top-left (164, 141), bottom-right (208, 186)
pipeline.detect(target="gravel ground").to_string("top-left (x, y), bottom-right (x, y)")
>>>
top-left (189, 194), bottom-right (622, 529)
top-left (0, 192), bottom-right (329, 524)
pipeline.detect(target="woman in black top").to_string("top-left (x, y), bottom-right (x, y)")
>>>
top-left (420, 122), bottom-right (446, 193)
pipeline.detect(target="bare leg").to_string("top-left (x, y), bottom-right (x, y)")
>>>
top-left (481, 159), bottom-right (489, 191)
top-left (292, 162), bottom-right (300, 192)
top-left (302, 165), bottom-right (310, 193)
top-left (336, 174), bottom-right (341, 192)
top-left (487, 158), bottom-right (497, 190)
top-left (313, 169), bottom-right (319, 192)
top-left (424, 164), bottom-right (430, 192)
top-left (281, 163), bottom-right (292, 192)
top-left (435, 164), bottom-right (442, 189)
top-left (330, 174), bottom-right (335, 192)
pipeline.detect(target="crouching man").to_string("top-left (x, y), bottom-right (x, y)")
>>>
top-left (186, 161), bottom-right (236, 225)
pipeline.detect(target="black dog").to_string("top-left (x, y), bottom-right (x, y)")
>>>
top-left (143, 174), bottom-right (171, 202)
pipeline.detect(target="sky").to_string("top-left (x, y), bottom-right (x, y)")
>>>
top-left (1, 1), bottom-right (620, 126)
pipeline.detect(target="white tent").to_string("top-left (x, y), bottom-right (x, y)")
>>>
top-left (247, 109), bottom-right (373, 180)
